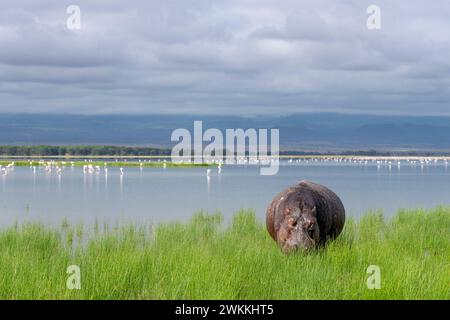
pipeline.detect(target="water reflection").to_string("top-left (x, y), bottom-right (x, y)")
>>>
top-left (1, 159), bottom-right (450, 226)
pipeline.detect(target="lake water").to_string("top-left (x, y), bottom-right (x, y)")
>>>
top-left (1, 160), bottom-right (450, 226)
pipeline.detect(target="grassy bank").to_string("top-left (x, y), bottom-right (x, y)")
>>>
top-left (0, 208), bottom-right (449, 299)
top-left (0, 160), bottom-right (212, 168)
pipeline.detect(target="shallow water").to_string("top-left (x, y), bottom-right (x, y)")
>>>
top-left (1, 160), bottom-right (450, 225)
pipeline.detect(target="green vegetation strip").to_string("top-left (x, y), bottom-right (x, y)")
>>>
top-left (0, 145), bottom-right (171, 157)
top-left (0, 161), bottom-right (211, 168)
top-left (0, 207), bottom-right (449, 299)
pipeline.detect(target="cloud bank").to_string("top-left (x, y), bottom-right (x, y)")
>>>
top-left (0, 0), bottom-right (449, 115)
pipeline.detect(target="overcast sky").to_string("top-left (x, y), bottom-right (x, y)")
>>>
top-left (0, 0), bottom-right (449, 115)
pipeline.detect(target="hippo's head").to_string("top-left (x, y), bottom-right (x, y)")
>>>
top-left (276, 204), bottom-right (319, 253)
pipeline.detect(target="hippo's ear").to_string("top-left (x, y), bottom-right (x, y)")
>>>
top-left (311, 206), bottom-right (317, 216)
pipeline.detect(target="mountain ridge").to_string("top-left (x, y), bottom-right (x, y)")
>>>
top-left (0, 113), bottom-right (449, 151)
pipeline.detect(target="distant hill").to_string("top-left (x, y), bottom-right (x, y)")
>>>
top-left (1, 113), bottom-right (450, 152)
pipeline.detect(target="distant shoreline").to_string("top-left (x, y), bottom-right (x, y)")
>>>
top-left (1, 155), bottom-right (450, 160)
top-left (1, 145), bottom-right (450, 158)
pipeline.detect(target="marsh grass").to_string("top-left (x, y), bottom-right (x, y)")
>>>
top-left (0, 208), bottom-right (449, 299)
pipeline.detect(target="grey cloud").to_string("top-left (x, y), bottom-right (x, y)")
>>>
top-left (0, 0), bottom-right (449, 115)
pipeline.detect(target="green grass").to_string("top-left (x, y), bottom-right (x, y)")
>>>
top-left (0, 207), bottom-right (449, 299)
top-left (0, 160), bottom-right (212, 168)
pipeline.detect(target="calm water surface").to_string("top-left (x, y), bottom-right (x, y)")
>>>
top-left (1, 161), bottom-right (450, 225)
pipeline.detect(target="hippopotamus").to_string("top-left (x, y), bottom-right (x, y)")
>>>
top-left (266, 180), bottom-right (345, 253)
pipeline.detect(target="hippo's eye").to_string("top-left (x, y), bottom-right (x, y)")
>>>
top-left (288, 218), bottom-right (297, 227)
top-left (307, 223), bottom-right (315, 238)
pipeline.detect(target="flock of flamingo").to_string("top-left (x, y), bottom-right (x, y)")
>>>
top-left (285, 157), bottom-right (450, 170)
top-left (0, 157), bottom-right (449, 178)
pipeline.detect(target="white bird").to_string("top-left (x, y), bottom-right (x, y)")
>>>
top-left (206, 169), bottom-right (211, 176)
top-left (120, 167), bottom-right (124, 175)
